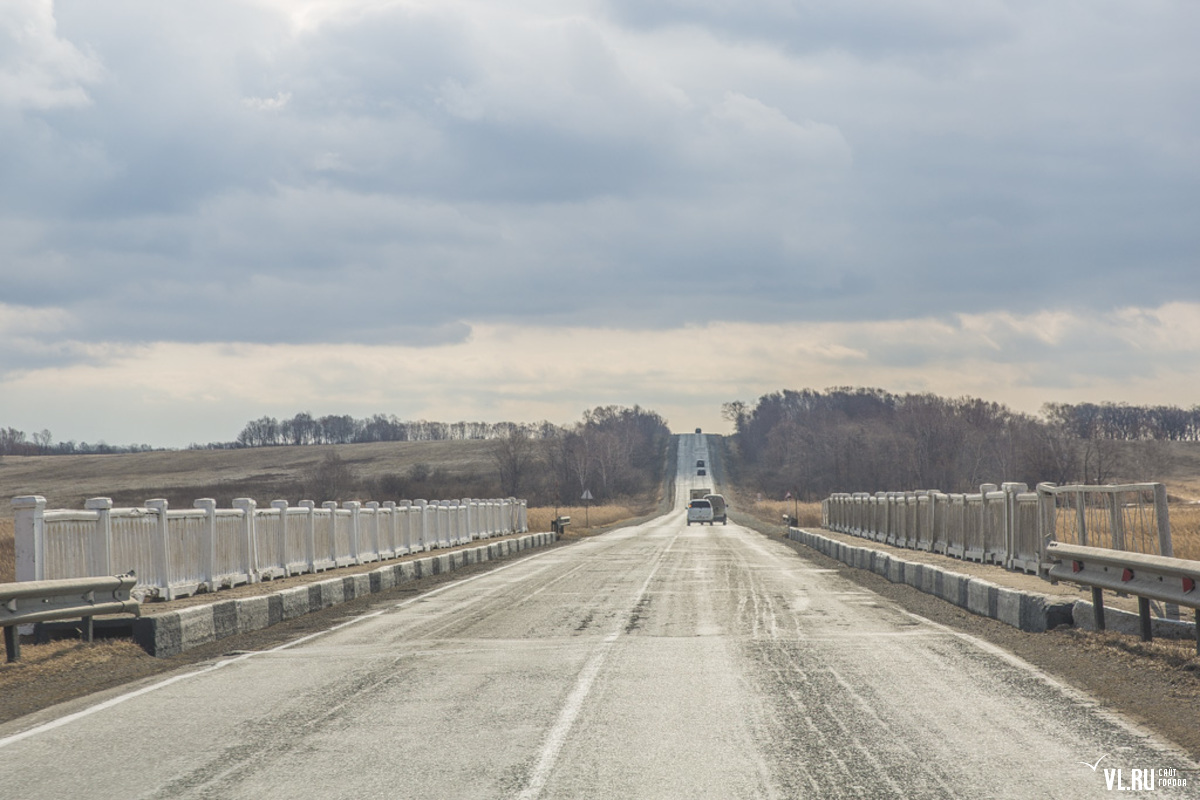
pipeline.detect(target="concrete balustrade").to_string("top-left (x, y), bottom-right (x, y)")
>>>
top-left (13, 495), bottom-right (529, 601)
top-left (822, 481), bottom-right (1171, 577)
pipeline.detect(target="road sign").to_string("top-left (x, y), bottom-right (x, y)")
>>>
top-left (581, 490), bottom-right (593, 501)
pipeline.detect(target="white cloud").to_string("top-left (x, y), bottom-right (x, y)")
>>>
top-left (0, 0), bottom-right (101, 110)
top-left (4, 302), bottom-right (1199, 447)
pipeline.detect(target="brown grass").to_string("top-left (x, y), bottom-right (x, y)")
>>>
top-left (734, 497), bottom-right (824, 528)
top-left (0, 637), bottom-right (148, 680)
top-left (0, 517), bottom-right (11, 583)
top-left (527, 504), bottom-right (643, 536)
top-left (0, 439), bottom-right (504, 511)
top-left (1170, 504), bottom-right (1200, 561)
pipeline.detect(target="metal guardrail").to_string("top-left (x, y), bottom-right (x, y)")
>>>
top-left (1045, 542), bottom-right (1199, 649)
top-left (1, 573), bottom-right (140, 662)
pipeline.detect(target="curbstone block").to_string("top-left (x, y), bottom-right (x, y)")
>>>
top-left (236, 595), bottom-right (274, 633)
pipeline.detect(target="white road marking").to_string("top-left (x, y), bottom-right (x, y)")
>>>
top-left (0, 546), bottom-right (559, 750)
top-left (515, 531), bottom-right (680, 800)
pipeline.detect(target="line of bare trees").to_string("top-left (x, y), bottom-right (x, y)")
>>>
top-left (1041, 402), bottom-right (1200, 441)
top-left (234, 413), bottom-right (561, 448)
top-left (0, 426), bottom-right (157, 456)
top-left (723, 388), bottom-right (1180, 501)
top-left (491, 405), bottom-right (672, 504)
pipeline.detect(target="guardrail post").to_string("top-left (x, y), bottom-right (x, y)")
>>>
top-left (233, 498), bottom-right (258, 580)
top-left (13, 495), bottom-right (46, 582)
top-left (146, 499), bottom-right (171, 599)
top-left (4, 625), bottom-right (19, 663)
top-left (85, 497), bottom-right (113, 577)
top-left (194, 498), bottom-right (217, 592)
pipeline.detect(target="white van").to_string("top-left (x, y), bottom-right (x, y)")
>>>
top-left (687, 498), bottom-right (714, 525)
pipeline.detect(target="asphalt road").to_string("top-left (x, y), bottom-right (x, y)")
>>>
top-left (1, 435), bottom-right (1196, 798)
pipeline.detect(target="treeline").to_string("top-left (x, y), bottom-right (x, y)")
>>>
top-left (523, 405), bottom-right (672, 503)
top-left (1042, 402), bottom-right (1200, 441)
top-left (306, 405), bottom-right (672, 506)
top-left (722, 388), bottom-right (1186, 500)
top-left (234, 412), bottom-right (562, 447)
top-left (0, 426), bottom-right (158, 456)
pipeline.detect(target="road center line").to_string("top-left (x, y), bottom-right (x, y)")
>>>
top-left (516, 531), bottom-right (679, 800)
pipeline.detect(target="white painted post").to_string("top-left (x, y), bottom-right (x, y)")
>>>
top-left (322, 502), bottom-right (340, 563)
top-left (233, 498), bottom-right (258, 580)
top-left (300, 499), bottom-right (316, 572)
top-left (365, 501), bottom-right (381, 561)
top-left (345, 500), bottom-right (363, 564)
top-left (13, 495), bottom-right (46, 582)
top-left (271, 499), bottom-right (290, 574)
top-left (145, 499), bottom-right (171, 598)
top-left (415, 500), bottom-right (429, 550)
top-left (194, 498), bottom-right (217, 591)
top-left (399, 500), bottom-right (412, 553)
top-left (85, 497), bottom-right (113, 577)
top-left (383, 501), bottom-right (396, 557)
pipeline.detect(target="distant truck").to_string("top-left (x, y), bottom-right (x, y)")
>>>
top-left (705, 493), bottom-right (727, 525)
top-left (690, 488), bottom-right (712, 500)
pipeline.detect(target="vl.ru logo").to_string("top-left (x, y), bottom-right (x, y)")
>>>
top-left (1080, 756), bottom-right (1188, 791)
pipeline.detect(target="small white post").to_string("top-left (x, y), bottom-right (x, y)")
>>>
top-left (13, 495), bottom-right (46, 582)
top-left (271, 499), bottom-right (290, 573)
top-left (344, 500), bottom-right (363, 564)
top-left (85, 497), bottom-right (114, 577)
top-left (233, 498), bottom-right (258, 581)
top-left (146, 498), bottom-right (171, 598)
top-left (299, 500), bottom-right (316, 571)
top-left (383, 501), bottom-right (397, 557)
top-left (415, 500), bottom-right (429, 550)
top-left (194, 498), bottom-right (217, 591)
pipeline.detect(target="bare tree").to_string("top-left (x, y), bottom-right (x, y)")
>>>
top-left (492, 426), bottom-right (537, 497)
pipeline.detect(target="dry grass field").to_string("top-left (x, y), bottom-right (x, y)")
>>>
top-left (0, 441), bottom-right (663, 582)
top-left (0, 440), bottom-right (503, 512)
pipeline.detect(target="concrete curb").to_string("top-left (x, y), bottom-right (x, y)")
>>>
top-left (133, 532), bottom-right (557, 657)
top-left (787, 528), bottom-right (1073, 633)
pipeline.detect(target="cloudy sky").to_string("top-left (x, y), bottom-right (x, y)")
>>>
top-left (1, 0), bottom-right (1197, 447)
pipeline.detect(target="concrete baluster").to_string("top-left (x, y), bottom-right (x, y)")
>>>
top-left (232, 498), bottom-right (257, 580)
top-left (146, 499), bottom-right (171, 597)
top-left (193, 498), bottom-right (217, 591)
top-left (86, 497), bottom-right (114, 578)
top-left (12, 495), bottom-right (47, 582)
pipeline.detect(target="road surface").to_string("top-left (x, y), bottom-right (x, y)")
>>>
top-left (1, 434), bottom-right (1195, 798)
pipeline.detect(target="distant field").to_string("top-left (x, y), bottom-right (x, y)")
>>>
top-left (0, 440), bottom-right (505, 513)
top-left (0, 440), bottom-right (663, 582)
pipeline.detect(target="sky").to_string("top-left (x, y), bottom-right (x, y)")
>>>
top-left (1, 0), bottom-right (1198, 448)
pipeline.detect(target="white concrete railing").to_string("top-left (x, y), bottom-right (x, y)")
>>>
top-left (821, 482), bottom-right (1171, 575)
top-left (13, 495), bottom-right (528, 601)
